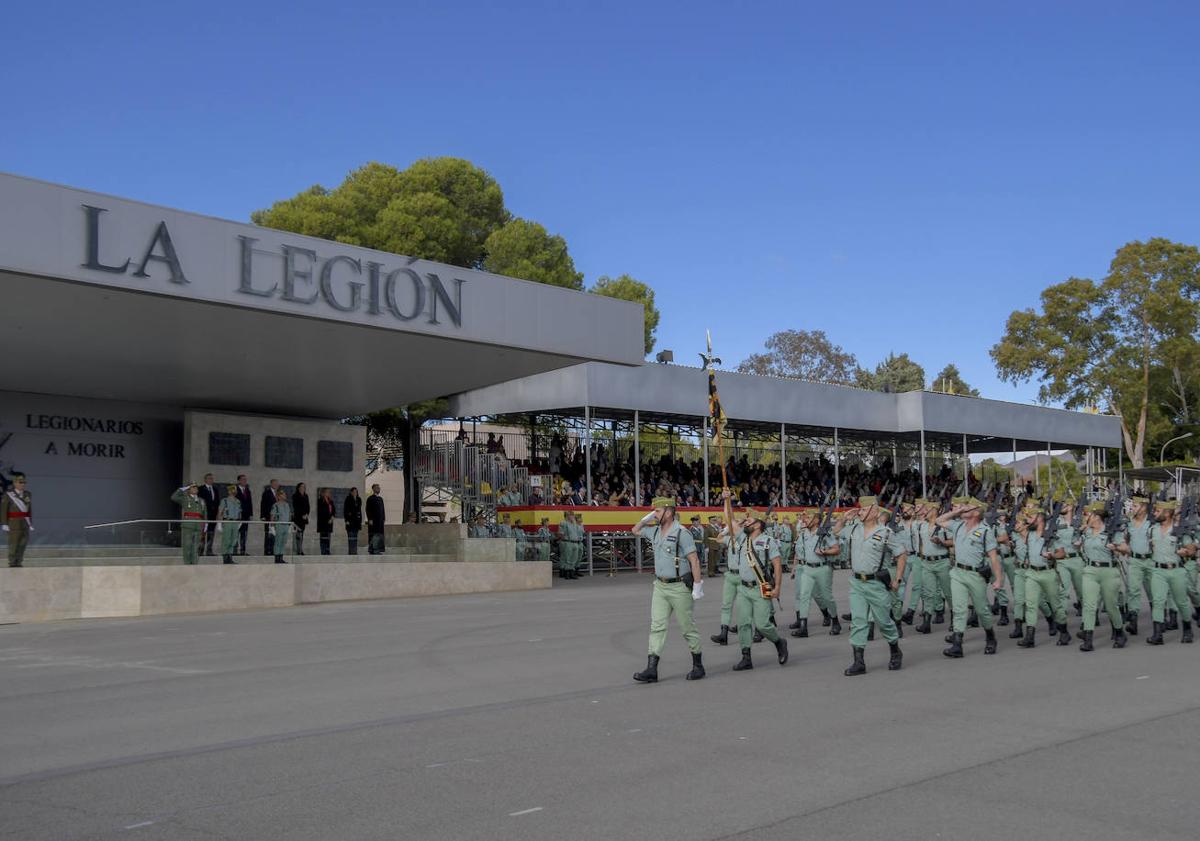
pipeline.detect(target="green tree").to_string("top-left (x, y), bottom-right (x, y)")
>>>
top-left (736, 329), bottom-right (859, 384)
top-left (483, 218), bottom-right (584, 290)
top-left (590, 274), bottom-right (661, 355)
top-left (857, 352), bottom-right (926, 393)
top-left (992, 238), bottom-right (1200, 468)
top-left (930, 364), bottom-right (980, 396)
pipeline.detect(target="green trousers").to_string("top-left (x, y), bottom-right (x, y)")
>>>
top-left (950, 567), bottom-right (995, 633)
top-left (848, 577), bottom-right (899, 646)
top-left (1151, 565), bottom-right (1191, 623)
top-left (1013, 566), bottom-right (1055, 623)
top-left (560, 541), bottom-right (576, 571)
top-left (885, 564), bottom-right (903, 621)
top-left (1023, 567), bottom-right (1067, 626)
top-left (921, 557), bottom-right (951, 614)
top-left (1058, 556), bottom-right (1085, 614)
top-left (220, 521), bottom-right (240, 556)
top-left (735, 582), bottom-right (780, 648)
top-left (796, 563), bottom-right (836, 618)
top-left (7, 521), bottom-right (29, 567)
top-left (1081, 565), bottom-right (1123, 632)
top-left (1124, 558), bottom-right (1155, 616)
top-left (648, 580), bottom-right (701, 656)
top-left (719, 570), bottom-right (740, 627)
top-left (1184, 560), bottom-right (1200, 610)
top-left (995, 554), bottom-right (1015, 607)
top-left (901, 556), bottom-right (924, 613)
top-left (181, 526), bottom-right (201, 565)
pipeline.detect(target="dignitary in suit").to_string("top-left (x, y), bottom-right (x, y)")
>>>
top-left (235, 475), bottom-right (254, 555)
top-left (197, 473), bottom-right (220, 556)
top-left (366, 484), bottom-right (386, 554)
top-left (343, 487), bottom-right (363, 555)
top-left (317, 487), bottom-right (337, 555)
top-left (292, 483), bottom-right (310, 555)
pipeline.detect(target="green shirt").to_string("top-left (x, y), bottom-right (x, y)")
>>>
top-left (917, 521), bottom-right (949, 559)
top-left (949, 519), bottom-right (997, 569)
top-left (1081, 527), bottom-right (1119, 565)
top-left (738, 531), bottom-right (781, 584)
top-left (650, 520), bottom-right (696, 579)
top-left (1151, 523), bottom-right (1191, 565)
top-left (845, 521), bottom-right (907, 575)
top-left (1126, 519), bottom-right (1153, 556)
top-left (1049, 524), bottom-right (1079, 557)
top-left (1024, 529), bottom-right (1050, 569)
top-left (796, 529), bottom-right (823, 565)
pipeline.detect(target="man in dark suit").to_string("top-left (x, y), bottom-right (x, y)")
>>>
top-left (366, 484), bottom-right (386, 555)
top-left (235, 474), bottom-right (255, 555)
top-left (261, 479), bottom-right (280, 556)
top-left (197, 473), bottom-right (220, 556)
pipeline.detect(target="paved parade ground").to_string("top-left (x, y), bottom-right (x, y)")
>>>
top-left (2, 574), bottom-right (1199, 841)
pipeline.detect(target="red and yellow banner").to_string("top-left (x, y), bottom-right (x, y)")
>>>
top-left (498, 505), bottom-right (848, 533)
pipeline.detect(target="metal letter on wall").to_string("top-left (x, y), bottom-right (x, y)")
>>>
top-left (319, 255), bottom-right (363, 312)
top-left (80, 205), bottom-right (130, 274)
top-left (280, 245), bottom-right (319, 304)
top-left (384, 267), bottom-right (425, 321)
top-left (426, 273), bottom-right (464, 326)
top-left (237, 235), bottom-right (276, 297)
top-left (132, 221), bottom-right (188, 284)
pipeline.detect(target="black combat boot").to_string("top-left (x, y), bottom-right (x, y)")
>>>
top-left (774, 636), bottom-right (789, 665)
top-left (934, 609), bottom-right (945, 624)
top-left (991, 597), bottom-right (1001, 616)
top-left (821, 608), bottom-right (832, 627)
top-left (1018, 626), bottom-right (1036, 648)
top-left (894, 619), bottom-right (904, 639)
top-left (1166, 610), bottom-right (1179, 631)
top-left (753, 628), bottom-right (764, 643)
top-left (984, 627), bottom-right (998, 655)
top-left (633, 655), bottom-right (659, 683)
top-left (1045, 614), bottom-right (1057, 634)
top-left (1074, 600), bottom-right (1082, 616)
top-left (1009, 618), bottom-right (1024, 639)
top-left (841, 612), bottom-right (852, 621)
top-left (887, 640), bottom-right (903, 670)
top-left (791, 618), bottom-right (808, 638)
top-left (967, 607), bottom-right (979, 628)
top-left (1125, 613), bottom-right (1139, 635)
top-left (915, 613), bottom-right (932, 634)
top-left (943, 632), bottom-right (964, 658)
top-left (1056, 622), bottom-right (1071, 645)
top-left (710, 625), bottom-right (729, 645)
top-left (829, 615), bottom-right (842, 635)
top-left (1193, 606), bottom-right (1200, 623)
top-left (1146, 621), bottom-right (1165, 645)
top-left (1079, 630), bottom-right (1094, 652)
top-left (998, 606), bottom-right (1010, 626)
top-left (732, 647), bottom-right (754, 671)
top-left (1182, 621), bottom-right (1194, 644)
top-left (685, 652), bottom-right (705, 680)
top-left (867, 622), bottom-right (875, 641)
top-left (1113, 625), bottom-right (1128, 648)
top-left (901, 608), bottom-right (915, 625)
top-left (844, 646), bottom-right (866, 676)
top-left (789, 611), bottom-right (802, 630)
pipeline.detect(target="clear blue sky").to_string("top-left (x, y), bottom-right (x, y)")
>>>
top-left (5, 1), bottom-right (1198, 406)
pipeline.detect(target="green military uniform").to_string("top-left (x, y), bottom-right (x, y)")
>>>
top-left (943, 503), bottom-right (1001, 657)
top-left (1124, 513), bottom-right (1155, 630)
top-left (917, 518), bottom-right (952, 625)
top-left (535, 524), bottom-right (552, 563)
top-left (993, 519), bottom-right (1015, 623)
top-left (888, 517), bottom-right (914, 624)
top-left (734, 531), bottom-right (784, 651)
top-left (689, 520), bottom-right (707, 577)
top-left (560, 518), bottom-right (584, 576)
top-left (1050, 517), bottom-right (1085, 619)
top-left (270, 499), bottom-right (292, 563)
top-left (1147, 509), bottom-right (1194, 643)
top-left (793, 520), bottom-right (839, 635)
top-left (711, 530), bottom-right (742, 644)
top-left (1017, 517), bottom-right (1069, 647)
top-left (775, 520), bottom-right (794, 573)
top-left (1078, 515), bottom-right (1127, 649)
top-left (2, 482), bottom-right (33, 568)
top-left (218, 491), bottom-right (242, 562)
top-left (898, 514), bottom-right (924, 622)
top-left (841, 500), bottom-right (905, 675)
top-left (644, 518), bottom-right (701, 657)
top-left (171, 485), bottom-right (206, 565)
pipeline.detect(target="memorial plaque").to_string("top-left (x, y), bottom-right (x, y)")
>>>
top-left (209, 432), bottom-right (250, 466)
top-left (265, 436), bottom-right (304, 469)
top-left (317, 440), bottom-right (354, 472)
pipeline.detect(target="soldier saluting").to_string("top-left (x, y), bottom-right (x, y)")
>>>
top-left (2, 473), bottom-right (33, 568)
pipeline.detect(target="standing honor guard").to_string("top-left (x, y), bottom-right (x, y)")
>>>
top-left (270, 489), bottom-right (292, 564)
top-left (1145, 499), bottom-right (1195, 644)
top-left (727, 492), bottom-right (788, 671)
top-left (937, 497), bottom-right (1003, 658)
top-left (2, 473), bottom-right (33, 568)
top-left (535, 518), bottom-right (552, 563)
top-left (1016, 502), bottom-right (1072, 647)
top-left (217, 484), bottom-right (242, 564)
top-left (837, 496), bottom-right (905, 676)
top-left (1077, 501), bottom-right (1128, 651)
top-left (171, 482), bottom-right (206, 566)
top-left (631, 495), bottom-right (705, 683)
top-left (790, 506), bottom-right (841, 637)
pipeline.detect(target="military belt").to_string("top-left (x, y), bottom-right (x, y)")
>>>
top-left (183, 512), bottom-right (203, 520)
top-left (5, 511), bottom-right (30, 519)
top-left (920, 554), bottom-right (946, 561)
top-left (805, 561), bottom-right (829, 568)
top-left (1155, 562), bottom-right (1179, 570)
top-left (1085, 560), bottom-right (1118, 568)
top-left (656, 576), bottom-right (683, 584)
top-left (852, 572), bottom-right (878, 582)
top-left (1026, 563), bottom-right (1054, 571)
top-left (1061, 553), bottom-right (1080, 560)
top-left (954, 562), bottom-right (983, 574)
top-left (740, 580), bottom-right (760, 587)
top-left (1132, 553), bottom-right (1152, 560)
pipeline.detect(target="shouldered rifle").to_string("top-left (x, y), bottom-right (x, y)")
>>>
top-left (1043, 500), bottom-right (1063, 550)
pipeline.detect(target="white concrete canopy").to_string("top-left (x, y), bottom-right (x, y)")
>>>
top-left (0, 173), bottom-right (644, 417)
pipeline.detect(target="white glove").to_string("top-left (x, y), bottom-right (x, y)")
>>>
top-left (216, 522), bottom-right (223, 533)
top-left (2, 525), bottom-right (8, 532)
top-left (692, 580), bottom-right (705, 601)
top-left (637, 512), bottom-right (657, 528)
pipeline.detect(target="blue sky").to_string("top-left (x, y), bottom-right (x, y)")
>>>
top-left (5, 1), bottom-right (1198, 406)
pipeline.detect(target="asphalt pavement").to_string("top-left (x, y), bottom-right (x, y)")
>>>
top-left (1, 572), bottom-right (1198, 841)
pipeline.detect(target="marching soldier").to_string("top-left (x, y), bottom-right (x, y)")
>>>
top-left (1016, 502), bottom-right (1072, 647)
top-left (1049, 501), bottom-right (1086, 623)
top-left (837, 496), bottom-right (905, 676)
top-left (726, 492), bottom-right (788, 671)
top-left (1077, 502), bottom-right (1128, 651)
top-left (1145, 500), bottom-right (1195, 644)
top-left (709, 507), bottom-right (746, 646)
top-left (992, 510), bottom-right (1015, 625)
top-left (898, 502), bottom-right (924, 625)
top-left (171, 482), bottom-right (206, 566)
top-left (2, 473), bottom-right (32, 568)
top-left (688, 515), bottom-right (707, 578)
top-left (914, 499), bottom-right (952, 633)
top-left (631, 496), bottom-right (706, 683)
top-left (1122, 497), bottom-right (1155, 635)
top-left (270, 489), bottom-right (292, 564)
top-left (773, 514), bottom-right (794, 574)
top-left (791, 506), bottom-right (841, 637)
top-left (937, 497), bottom-right (1003, 658)
top-left (217, 484), bottom-right (242, 564)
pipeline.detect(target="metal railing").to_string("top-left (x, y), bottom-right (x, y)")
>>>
top-left (414, 430), bottom-right (530, 527)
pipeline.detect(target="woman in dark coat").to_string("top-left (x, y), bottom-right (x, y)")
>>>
top-left (343, 487), bottom-right (363, 555)
top-left (291, 482), bottom-right (310, 555)
top-left (316, 487), bottom-right (336, 555)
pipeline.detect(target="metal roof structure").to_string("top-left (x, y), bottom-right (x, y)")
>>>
top-left (447, 362), bottom-right (1123, 453)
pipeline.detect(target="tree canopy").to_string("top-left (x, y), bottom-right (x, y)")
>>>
top-left (930, 364), bottom-right (980, 397)
top-left (856, 353), bottom-right (926, 393)
top-left (483, 218), bottom-right (583, 290)
top-left (736, 329), bottom-right (859, 384)
top-left (992, 238), bottom-right (1200, 468)
top-left (590, 274), bottom-right (660, 355)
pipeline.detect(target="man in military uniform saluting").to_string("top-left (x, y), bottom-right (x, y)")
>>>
top-left (837, 496), bottom-right (905, 676)
top-left (632, 496), bottom-right (706, 683)
top-left (171, 482), bottom-right (207, 566)
top-left (938, 497), bottom-right (1004, 658)
top-left (791, 506), bottom-right (841, 637)
top-left (2, 473), bottom-right (33, 568)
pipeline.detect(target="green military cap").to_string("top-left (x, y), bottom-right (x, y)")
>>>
top-left (1130, 496), bottom-right (1149, 506)
top-left (689, 515), bottom-right (701, 522)
top-left (914, 498), bottom-right (932, 506)
top-left (800, 507), bottom-right (819, 515)
top-left (1158, 499), bottom-right (1179, 510)
top-left (1086, 501), bottom-right (1107, 514)
top-left (951, 495), bottom-right (970, 506)
top-left (858, 496), bottom-right (878, 508)
top-left (651, 496), bottom-right (676, 508)
top-left (744, 507), bottom-right (766, 523)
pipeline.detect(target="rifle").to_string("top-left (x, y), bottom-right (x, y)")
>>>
top-left (741, 504), bottom-right (779, 603)
top-left (1043, 500), bottom-right (1063, 559)
top-left (1103, 491), bottom-right (1129, 592)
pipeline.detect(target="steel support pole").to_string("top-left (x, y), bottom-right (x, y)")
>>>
top-left (780, 423), bottom-right (787, 507)
top-left (584, 405), bottom-right (592, 504)
top-left (920, 427), bottom-right (927, 498)
top-left (703, 416), bottom-right (710, 506)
